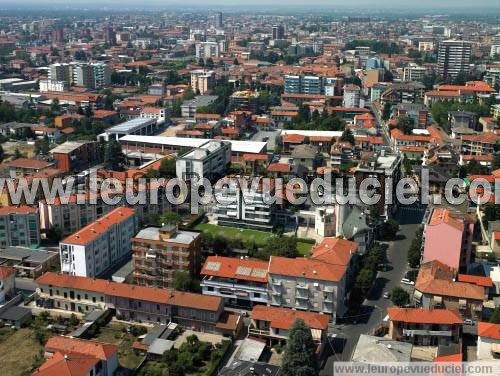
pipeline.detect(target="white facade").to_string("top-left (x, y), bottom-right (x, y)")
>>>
top-left (59, 208), bottom-right (137, 278)
top-left (176, 140), bottom-right (231, 183)
top-left (477, 335), bottom-right (500, 360)
top-left (343, 85), bottom-right (361, 108)
top-left (438, 40), bottom-right (472, 78)
top-left (195, 42), bottom-right (220, 58)
top-left (403, 65), bottom-right (427, 82)
top-left (39, 79), bottom-right (69, 92)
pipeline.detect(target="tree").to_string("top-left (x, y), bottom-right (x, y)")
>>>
top-left (391, 287), bottom-right (410, 307)
top-left (103, 139), bottom-right (126, 171)
top-left (158, 157), bottom-right (176, 178)
top-left (382, 219), bottom-right (399, 240)
top-left (46, 226), bottom-right (63, 243)
top-left (173, 271), bottom-right (200, 292)
top-left (13, 148), bottom-right (22, 160)
top-left (355, 268), bottom-right (375, 291)
top-left (183, 86), bottom-right (196, 100)
top-left (490, 306), bottom-right (500, 324)
top-left (35, 135), bottom-right (50, 155)
top-left (281, 319), bottom-right (319, 376)
top-left (233, 58), bottom-right (239, 65)
top-left (397, 116), bottom-right (414, 135)
top-left (339, 128), bottom-right (355, 145)
top-left (0, 144), bottom-right (4, 163)
top-left (382, 102), bottom-right (391, 121)
top-left (160, 211), bottom-right (182, 226)
top-left (493, 154), bottom-right (500, 171)
top-left (257, 236), bottom-right (297, 260)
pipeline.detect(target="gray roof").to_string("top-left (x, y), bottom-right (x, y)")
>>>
top-left (50, 141), bottom-right (91, 154)
top-left (352, 334), bottom-right (412, 363)
top-left (291, 144), bottom-right (318, 159)
top-left (148, 338), bottom-right (175, 355)
top-left (230, 338), bottom-right (266, 362)
top-left (0, 247), bottom-right (58, 264)
top-left (106, 118), bottom-right (156, 134)
top-left (182, 95), bottom-right (218, 108)
top-left (0, 306), bottom-right (32, 321)
top-left (84, 309), bottom-right (106, 322)
top-left (342, 205), bottom-right (371, 240)
top-left (134, 227), bottom-right (200, 245)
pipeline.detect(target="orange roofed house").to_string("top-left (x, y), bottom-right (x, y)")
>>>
top-left (33, 336), bottom-right (119, 376)
top-left (477, 322), bottom-right (500, 360)
top-left (59, 207), bottom-right (137, 278)
top-left (35, 272), bottom-right (236, 334)
top-left (249, 305), bottom-right (330, 356)
top-left (415, 260), bottom-right (487, 320)
top-left (387, 307), bottom-right (463, 346)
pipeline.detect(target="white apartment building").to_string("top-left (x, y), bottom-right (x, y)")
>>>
top-left (195, 42), bottom-right (221, 58)
top-left (59, 207), bottom-right (137, 278)
top-left (403, 64), bottom-right (427, 82)
top-left (215, 177), bottom-right (274, 231)
top-left (176, 140), bottom-right (231, 183)
top-left (342, 84), bottom-right (361, 108)
top-left (39, 79), bottom-right (69, 92)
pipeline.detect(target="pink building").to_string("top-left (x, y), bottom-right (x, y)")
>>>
top-left (423, 208), bottom-right (474, 271)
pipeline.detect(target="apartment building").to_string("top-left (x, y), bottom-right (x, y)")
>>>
top-left (195, 41), bottom-right (220, 58)
top-left (438, 40), bottom-right (472, 78)
top-left (415, 260), bottom-right (486, 319)
top-left (342, 85), bottom-right (361, 108)
top-left (230, 91), bottom-right (260, 113)
top-left (176, 140), bottom-right (231, 183)
top-left (354, 152), bottom-right (402, 219)
top-left (284, 75), bottom-right (323, 95)
top-left (35, 272), bottom-right (231, 334)
top-left (0, 206), bottom-right (40, 248)
top-left (461, 132), bottom-right (499, 155)
top-left (423, 208), bottom-right (474, 271)
top-left (387, 308), bottom-right (462, 346)
top-left (50, 141), bottom-right (101, 173)
top-left (132, 225), bottom-right (202, 289)
top-left (200, 256), bottom-right (269, 307)
top-left (215, 177), bottom-right (275, 231)
top-left (59, 207), bottom-right (137, 278)
top-left (403, 64), bottom-right (427, 82)
top-left (268, 256), bottom-right (347, 320)
top-left (190, 69), bottom-right (215, 95)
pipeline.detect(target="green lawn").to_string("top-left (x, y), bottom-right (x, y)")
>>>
top-left (0, 327), bottom-right (44, 376)
top-left (297, 241), bottom-right (314, 256)
top-left (195, 223), bottom-right (274, 247)
top-left (93, 323), bottom-right (144, 370)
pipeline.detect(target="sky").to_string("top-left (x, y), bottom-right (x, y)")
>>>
top-left (3, 0), bottom-right (500, 12)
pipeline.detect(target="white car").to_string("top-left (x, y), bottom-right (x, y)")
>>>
top-left (464, 319), bottom-right (474, 325)
top-left (401, 278), bottom-right (415, 285)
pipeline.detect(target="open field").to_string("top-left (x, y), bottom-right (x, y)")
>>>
top-left (0, 327), bottom-right (43, 376)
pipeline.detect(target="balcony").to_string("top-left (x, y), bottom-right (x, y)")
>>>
top-left (402, 329), bottom-right (452, 337)
top-left (296, 295), bottom-right (309, 300)
top-left (296, 284), bottom-right (309, 290)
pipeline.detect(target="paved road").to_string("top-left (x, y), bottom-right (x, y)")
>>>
top-left (321, 204), bottom-right (425, 373)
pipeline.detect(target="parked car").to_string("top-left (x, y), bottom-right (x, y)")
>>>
top-left (383, 291), bottom-right (391, 299)
top-left (401, 278), bottom-right (415, 285)
top-left (464, 319), bottom-right (474, 326)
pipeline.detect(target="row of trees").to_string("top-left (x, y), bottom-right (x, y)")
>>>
top-left (407, 226), bottom-right (424, 268)
top-left (284, 104), bottom-right (346, 131)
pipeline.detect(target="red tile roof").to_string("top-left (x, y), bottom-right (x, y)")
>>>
top-left (0, 266), bottom-right (15, 280)
top-left (33, 351), bottom-right (99, 376)
top-left (457, 274), bottom-right (493, 287)
top-left (251, 305), bottom-right (330, 330)
top-left (428, 208), bottom-right (465, 231)
top-left (267, 163), bottom-right (291, 173)
top-left (5, 158), bottom-right (52, 170)
top-left (478, 322), bottom-right (500, 340)
top-left (61, 207), bottom-right (135, 245)
top-left (416, 260), bottom-right (485, 301)
top-left (36, 272), bottom-right (222, 312)
top-left (45, 336), bottom-right (118, 360)
top-left (282, 134), bottom-right (305, 143)
top-left (268, 256), bottom-right (346, 282)
top-left (311, 238), bottom-right (358, 266)
top-left (0, 205), bottom-right (37, 215)
top-left (387, 308), bottom-right (463, 325)
top-left (243, 153), bottom-right (268, 162)
top-left (462, 132), bottom-right (499, 143)
top-left (434, 353), bottom-right (463, 362)
top-left (201, 256), bottom-right (269, 283)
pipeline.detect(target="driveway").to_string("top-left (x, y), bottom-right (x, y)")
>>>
top-left (321, 204), bottom-right (426, 373)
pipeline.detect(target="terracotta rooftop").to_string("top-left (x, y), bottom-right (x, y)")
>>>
top-left (251, 305), bottom-right (330, 330)
top-left (267, 163), bottom-right (291, 173)
top-left (415, 260), bottom-right (485, 301)
top-left (33, 351), bottom-right (99, 376)
top-left (428, 208), bottom-right (465, 232)
top-left (457, 274), bottom-right (493, 287)
top-left (201, 256), bottom-right (269, 283)
top-left (0, 205), bottom-right (37, 215)
top-left (5, 158), bottom-right (52, 170)
top-left (0, 266), bottom-right (16, 280)
top-left (61, 207), bottom-right (135, 245)
top-left (311, 237), bottom-right (358, 266)
top-left (387, 307), bottom-right (463, 325)
top-left (478, 322), bottom-right (500, 340)
top-left (45, 336), bottom-right (118, 360)
top-left (268, 256), bottom-right (346, 282)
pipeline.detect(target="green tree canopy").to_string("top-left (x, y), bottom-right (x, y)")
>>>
top-left (391, 287), bottom-right (410, 307)
top-left (281, 319), bottom-right (319, 376)
top-left (103, 139), bottom-right (126, 171)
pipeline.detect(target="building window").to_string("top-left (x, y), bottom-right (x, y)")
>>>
top-left (92, 297), bottom-right (96, 303)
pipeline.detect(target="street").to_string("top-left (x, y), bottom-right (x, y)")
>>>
top-left (321, 204), bottom-right (425, 373)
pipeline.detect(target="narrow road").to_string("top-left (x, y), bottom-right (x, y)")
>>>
top-left (321, 204), bottom-right (425, 373)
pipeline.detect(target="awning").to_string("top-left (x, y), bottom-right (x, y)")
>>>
top-left (459, 299), bottom-right (467, 307)
top-left (414, 290), bottom-right (423, 301)
top-left (433, 296), bottom-right (442, 304)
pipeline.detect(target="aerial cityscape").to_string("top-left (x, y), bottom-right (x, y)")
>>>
top-left (0, 1), bottom-right (500, 375)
